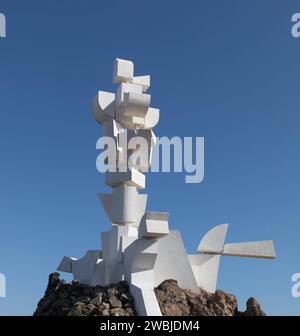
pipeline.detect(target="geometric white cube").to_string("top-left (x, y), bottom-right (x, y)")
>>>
top-left (116, 83), bottom-right (142, 109)
top-left (113, 58), bottom-right (134, 84)
top-left (132, 75), bottom-right (151, 92)
top-left (139, 212), bottom-right (169, 239)
top-left (106, 168), bottom-right (145, 189)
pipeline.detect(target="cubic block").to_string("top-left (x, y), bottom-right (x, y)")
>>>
top-left (124, 92), bottom-right (151, 118)
top-left (116, 83), bottom-right (142, 109)
top-left (111, 186), bottom-right (139, 225)
top-left (113, 58), bottom-right (134, 84)
top-left (139, 212), bottom-right (169, 239)
top-left (106, 168), bottom-right (145, 189)
top-left (132, 75), bottom-right (151, 92)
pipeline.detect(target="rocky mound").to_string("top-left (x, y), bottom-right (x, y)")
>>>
top-left (34, 273), bottom-right (266, 316)
top-left (34, 273), bottom-right (136, 316)
top-left (155, 279), bottom-right (266, 316)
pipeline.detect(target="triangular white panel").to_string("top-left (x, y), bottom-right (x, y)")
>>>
top-left (223, 240), bottom-right (276, 259)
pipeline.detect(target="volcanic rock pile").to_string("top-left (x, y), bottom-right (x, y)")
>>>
top-left (155, 279), bottom-right (266, 316)
top-left (34, 273), bottom-right (136, 316)
top-left (34, 273), bottom-right (266, 316)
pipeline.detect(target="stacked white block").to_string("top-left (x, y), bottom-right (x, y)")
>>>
top-left (105, 168), bottom-right (145, 189)
top-left (139, 212), bottom-right (169, 239)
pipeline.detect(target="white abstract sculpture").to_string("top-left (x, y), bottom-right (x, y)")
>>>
top-left (57, 58), bottom-right (276, 316)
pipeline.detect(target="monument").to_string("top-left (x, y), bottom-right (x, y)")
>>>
top-left (57, 58), bottom-right (276, 316)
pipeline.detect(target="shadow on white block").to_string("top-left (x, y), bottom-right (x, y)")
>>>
top-left (139, 212), bottom-right (169, 239)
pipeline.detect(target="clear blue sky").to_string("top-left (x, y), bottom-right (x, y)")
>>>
top-left (0, 0), bottom-right (299, 315)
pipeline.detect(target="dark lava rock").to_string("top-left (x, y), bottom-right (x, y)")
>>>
top-left (238, 297), bottom-right (266, 316)
top-left (34, 274), bottom-right (266, 316)
top-left (34, 273), bottom-right (136, 316)
top-left (154, 279), bottom-right (266, 316)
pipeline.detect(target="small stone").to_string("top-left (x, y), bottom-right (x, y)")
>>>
top-left (109, 295), bottom-right (122, 308)
top-left (110, 308), bottom-right (126, 316)
top-left (125, 308), bottom-right (135, 316)
top-left (107, 287), bottom-right (118, 296)
top-left (102, 309), bottom-right (110, 316)
top-left (243, 297), bottom-right (266, 316)
top-left (90, 294), bottom-right (103, 306)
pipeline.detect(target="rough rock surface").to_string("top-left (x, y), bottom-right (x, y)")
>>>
top-left (154, 280), bottom-right (266, 316)
top-left (238, 297), bottom-right (266, 316)
top-left (34, 273), bottom-right (136, 316)
top-left (34, 274), bottom-right (266, 316)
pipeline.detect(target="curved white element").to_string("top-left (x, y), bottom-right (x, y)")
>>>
top-left (57, 251), bottom-right (102, 285)
top-left (93, 91), bottom-right (115, 124)
top-left (143, 108), bottom-right (160, 129)
top-left (72, 250), bottom-right (102, 285)
top-left (197, 224), bottom-right (228, 254)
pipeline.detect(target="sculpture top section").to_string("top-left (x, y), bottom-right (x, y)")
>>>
top-left (113, 58), bottom-right (150, 91)
top-left (93, 58), bottom-right (159, 130)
